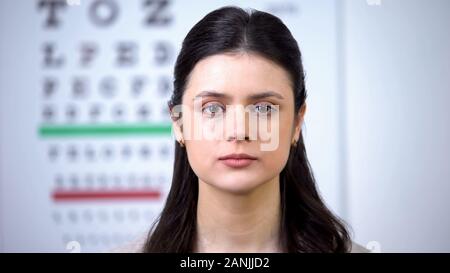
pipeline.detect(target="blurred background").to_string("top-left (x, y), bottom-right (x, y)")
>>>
top-left (0, 0), bottom-right (449, 252)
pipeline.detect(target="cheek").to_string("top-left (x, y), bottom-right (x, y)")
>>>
top-left (262, 116), bottom-right (294, 170)
top-left (185, 140), bottom-right (216, 172)
top-left (259, 144), bottom-right (291, 176)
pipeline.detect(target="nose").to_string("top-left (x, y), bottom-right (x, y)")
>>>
top-left (224, 105), bottom-right (250, 142)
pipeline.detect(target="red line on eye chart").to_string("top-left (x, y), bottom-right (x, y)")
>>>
top-left (52, 189), bottom-right (161, 202)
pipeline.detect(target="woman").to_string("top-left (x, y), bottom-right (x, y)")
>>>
top-left (140, 6), bottom-right (367, 253)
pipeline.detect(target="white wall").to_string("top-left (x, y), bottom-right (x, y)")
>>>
top-left (343, 0), bottom-right (450, 252)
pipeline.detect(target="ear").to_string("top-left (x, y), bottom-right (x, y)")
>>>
top-left (292, 103), bottom-right (307, 143)
top-left (173, 121), bottom-right (183, 143)
top-left (169, 105), bottom-right (184, 143)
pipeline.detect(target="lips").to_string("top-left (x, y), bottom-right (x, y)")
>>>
top-left (218, 153), bottom-right (257, 168)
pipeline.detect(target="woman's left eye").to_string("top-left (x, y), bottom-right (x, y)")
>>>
top-left (253, 103), bottom-right (276, 114)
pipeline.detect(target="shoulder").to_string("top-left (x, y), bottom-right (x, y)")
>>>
top-left (349, 241), bottom-right (371, 253)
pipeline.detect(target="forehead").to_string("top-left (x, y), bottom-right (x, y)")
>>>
top-left (183, 53), bottom-right (293, 101)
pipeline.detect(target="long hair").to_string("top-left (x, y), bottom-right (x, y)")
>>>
top-left (143, 6), bottom-right (351, 253)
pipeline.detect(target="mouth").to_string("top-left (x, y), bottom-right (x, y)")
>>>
top-left (218, 153), bottom-right (257, 168)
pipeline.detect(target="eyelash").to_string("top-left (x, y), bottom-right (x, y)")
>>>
top-left (253, 103), bottom-right (277, 114)
top-left (202, 103), bottom-right (225, 117)
top-left (201, 102), bottom-right (277, 117)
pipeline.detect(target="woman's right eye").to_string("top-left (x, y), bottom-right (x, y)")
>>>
top-left (202, 103), bottom-right (225, 117)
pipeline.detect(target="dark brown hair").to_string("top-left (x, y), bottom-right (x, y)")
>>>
top-left (143, 6), bottom-right (351, 253)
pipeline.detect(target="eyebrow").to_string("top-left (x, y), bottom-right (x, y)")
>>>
top-left (192, 90), bottom-right (285, 101)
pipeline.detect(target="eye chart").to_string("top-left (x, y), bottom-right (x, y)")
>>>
top-left (0, 0), bottom-right (341, 252)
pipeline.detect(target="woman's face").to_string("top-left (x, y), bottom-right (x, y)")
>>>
top-left (173, 53), bottom-right (305, 194)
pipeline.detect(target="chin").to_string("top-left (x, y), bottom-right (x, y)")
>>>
top-left (210, 175), bottom-right (264, 195)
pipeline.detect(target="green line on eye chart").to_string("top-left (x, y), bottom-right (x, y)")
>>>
top-left (38, 123), bottom-right (172, 138)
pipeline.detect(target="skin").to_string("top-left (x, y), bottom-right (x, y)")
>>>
top-left (171, 52), bottom-right (306, 252)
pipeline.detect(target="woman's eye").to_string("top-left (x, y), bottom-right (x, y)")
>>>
top-left (202, 103), bottom-right (224, 117)
top-left (253, 103), bottom-right (276, 114)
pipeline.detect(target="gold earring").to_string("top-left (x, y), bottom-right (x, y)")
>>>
top-left (178, 139), bottom-right (185, 147)
top-left (291, 139), bottom-right (297, 148)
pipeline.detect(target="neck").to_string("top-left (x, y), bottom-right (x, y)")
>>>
top-left (194, 176), bottom-right (282, 253)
